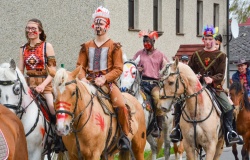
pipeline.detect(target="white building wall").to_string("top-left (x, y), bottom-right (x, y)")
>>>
top-left (0, 0), bottom-right (227, 70)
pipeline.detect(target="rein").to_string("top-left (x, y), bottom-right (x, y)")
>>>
top-left (159, 64), bottom-right (213, 148)
top-left (56, 79), bottom-right (95, 160)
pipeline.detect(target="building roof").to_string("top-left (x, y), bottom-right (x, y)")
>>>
top-left (229, 25), bottom-right (250, 63)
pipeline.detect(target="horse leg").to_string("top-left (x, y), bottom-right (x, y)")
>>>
top-left (173, 143), bottom-right (178, 160)
top-left (203, 142), bottom-right (217, 160)
top-left (213, 137), bottom-right (224, 160)
top-left (178, 141), bottom-right (184, 160)
top-left (131, 129), bottom-right (147, 160)
top-left (183, 140), bottom-right (196, 160)
top-left (232, 144), bottom-right (239, 160)
top-left (147, 135), bottom-right (158, 160)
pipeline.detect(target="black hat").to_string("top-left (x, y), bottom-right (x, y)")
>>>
top-left (181, 55), bottom-right (189, 61)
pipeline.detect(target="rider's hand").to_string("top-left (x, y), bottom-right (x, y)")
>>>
top-left (196, 73), bottom-right (202, 80)
top-left (95, 76), bottom-right (106, 86)
top-left (204, 77), bottom-right (213, 84)
top-left (138, 66), bottom-right (144, 72)
top-left (80, 77), bottom-right (89, 83)
top-left (35, 84), bottom-right (45, 93)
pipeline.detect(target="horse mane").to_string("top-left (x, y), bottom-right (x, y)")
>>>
top-left (53, 68), bottom-right (94, 96)
top-left (53, 68), bottom-right (69, 97)
top-left (230, 81), bottom-right (250, 111)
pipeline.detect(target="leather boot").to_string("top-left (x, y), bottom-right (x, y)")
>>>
top-left (170, 102), bottom-right (182, 142)
top-left (151, 115), bottom-right (164, 137)
top-left (233, 117), bottom-right (244, 145)
top-left (224, 109), bottom-right (241, 147)
top-left (116, 107), bottom-right (131, 150)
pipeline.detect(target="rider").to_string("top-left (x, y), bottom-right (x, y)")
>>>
top-left (18, 18), bottom-right (64, 152)
top-left (76, 6), bottom-right (132, 150)
top-left (170, 25), bottom-right (241, 147)
top-left (133, 30), bottom-right (168, 137)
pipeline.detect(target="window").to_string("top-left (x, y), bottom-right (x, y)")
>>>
top-left (197, 0), bottom-right (203, 36)
top-left (153, 0), bottom-right (162, 31)
top-left (176, 0), bottom-right (184, 34)
top-left (128, 0), bottom-right (139, 30)
top-left (213, 3), bottom-right (219, 27)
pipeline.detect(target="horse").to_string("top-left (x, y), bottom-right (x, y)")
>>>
top-left (49, 66), bottom-right (146, 160)
top-left (158, 59), bottom-right (224, 160)
top-left (229, 81), bottom-right (250, 160)
top-left (0, 59), bottom-right (54, 160)
top-left (118, 55), bottom-right (184, 160)
top-left (0, 104), bottom-right (28, 160)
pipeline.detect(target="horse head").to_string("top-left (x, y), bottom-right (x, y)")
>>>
top-left (229, 81), bottom-right (250, 120)
top-left (119, 55), bottom-right (140, 95)
top-left (158, 58), bottom-right (198, 112)
top-left (0, 59), bottom-right (29, 112)
top-left (51, 66), bottom-right (89, 136)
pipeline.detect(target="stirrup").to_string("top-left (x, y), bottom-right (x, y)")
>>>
top-left (117, 135), bottom-right (131, 151)
top-left (170, 127), bottom-right (182, 142)
top-left (151, 127), bottom-right (161, 138)
top-left (226, 131), bottom-right (240, 145)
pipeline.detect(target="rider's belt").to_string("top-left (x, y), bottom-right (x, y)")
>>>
top-left (26, 69), bottom-right (47, 77)
top-left (142, 80), bottom-right (158, 85)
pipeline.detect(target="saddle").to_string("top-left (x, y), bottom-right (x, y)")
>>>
top-left (0, 129), bottom-right (9, 160)
top-left (204, 87), bottom-right (222, 116)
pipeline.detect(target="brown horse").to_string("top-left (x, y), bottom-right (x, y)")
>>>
top-left (229, 81), bottom-right (250, 160)
top-left (49, 66), bottom-right (146, 160)
top-left (158, 59), bottom-right (224, 160)
top-left (0, 104), bottom-right (28, 160)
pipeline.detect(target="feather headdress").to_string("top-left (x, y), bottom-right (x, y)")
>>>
top-left (203, 25), bottom-right (218, 38)
top-left (138, 30), bottom-right (158, 40)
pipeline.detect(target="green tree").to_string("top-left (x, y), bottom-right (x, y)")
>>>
top-left (230, 0), bottom-right (250, 23)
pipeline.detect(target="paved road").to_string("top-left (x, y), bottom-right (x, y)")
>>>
top-left (157, 144), bottom-right (243, 160)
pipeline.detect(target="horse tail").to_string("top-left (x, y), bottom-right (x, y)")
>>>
top-left (119, 150), bottom-right (130, 160)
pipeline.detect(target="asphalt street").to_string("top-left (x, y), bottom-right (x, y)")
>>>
top-left (157, 144), bottom-right (243, 160)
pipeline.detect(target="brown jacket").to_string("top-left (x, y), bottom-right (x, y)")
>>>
top-left (76, 39), bottom-right (123, 83)
top-left (188, 49), bottom-right (226, 90)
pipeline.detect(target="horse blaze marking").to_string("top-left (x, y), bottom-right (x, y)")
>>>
top-left (95, 113), bottom-right (105, 131)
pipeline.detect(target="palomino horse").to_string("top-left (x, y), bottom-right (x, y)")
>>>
top-left (229, 81), bottom-right (250, 160)
top-left (0, 59), bottom-right (50, 160)
top-left (118, 55), bottom-right (184, 160)
top-left (0, 104), bottom-right (28, 160)
top-left (50, 66), bottom-right (146, 160)
top-left (158, 59), bottom-right (224, 160)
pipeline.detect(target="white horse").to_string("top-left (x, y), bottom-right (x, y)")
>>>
top-left (0, 59), bottom-right (52, 160)
top-left (119, 55), bottom-right (182, 160)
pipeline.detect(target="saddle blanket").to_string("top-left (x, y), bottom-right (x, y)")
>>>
top-left (0, 129), bottom-right (9, 160)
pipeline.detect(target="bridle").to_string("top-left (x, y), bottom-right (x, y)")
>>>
top-left (55, 79), bottom-right (94, 160)
top-left (0, 72), bottom-right (26, 113)
top-left (120, 60), bottom-right (141, 96)
top-left (159, 63), bottom-right (206, 105)
top-left (159, 63), bottom-right (215, 149)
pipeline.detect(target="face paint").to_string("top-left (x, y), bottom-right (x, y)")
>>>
top-left (143, 36), bottom-right (154, 50)
top-left (93, 18), bottom-right (108, 36)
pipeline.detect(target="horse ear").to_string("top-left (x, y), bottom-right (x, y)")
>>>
top-left (122, 53), bottom-right (128, 63)
top-left (134, 55), bottom-right (140, 65)
top-left (46, 65), bottom-right (56, 78)
top-left (173, 57), bottom-right (179, 69)
top-left (9, 59), bottom-right (16, 70)
top-left (162, 58), bottom-right (168, 68)
top-left (70, 65), bottom-right (82, 78)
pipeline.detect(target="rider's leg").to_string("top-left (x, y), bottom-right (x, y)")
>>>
top-left (217, 91), bottom-right (241, 146)
top-left (170, 101), bottom-right (183, 142)
top-left (233, 116), bottom-right (244, 145)
top-left (44, 93), bottom-right (66, 153)
top-left (151, 86), bottom-right (164, 137)
top-left (109, 84), bottom-right (131, 150)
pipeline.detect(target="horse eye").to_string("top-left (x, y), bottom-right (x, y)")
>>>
top-left (169, 81), bottom-right (174, 86)
top-left (13, 85), bottom-right (21, 95)
top-left (132, 71), bottom-right (136, 75)
top-left (71, 91), bottom-right (76, 96)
